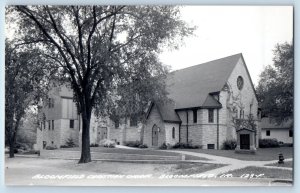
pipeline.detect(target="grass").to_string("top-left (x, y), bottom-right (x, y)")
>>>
top-left (229, 166), bottom-right (293, 179)
top-left (172, 163), bottom-right (226, 175)
top-left (266, 160), bottom-right (293, 168)
top-left (59, 147), bottom-right (210, 161)
top-left (176, 147), bottom-right (293, 161)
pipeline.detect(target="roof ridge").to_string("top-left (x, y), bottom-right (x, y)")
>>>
top-left (171, 53), bottom-right (242, 73)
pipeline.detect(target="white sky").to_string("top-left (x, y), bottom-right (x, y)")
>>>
top-left (159, 6), bottom-right (293, 86)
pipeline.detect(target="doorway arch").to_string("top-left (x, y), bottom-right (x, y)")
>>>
top-left (152, 124), bottom-right (159, 147)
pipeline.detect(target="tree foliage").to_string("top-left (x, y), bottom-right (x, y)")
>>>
top-left (5, 39), bottom-right (52, 158)
top-left (256, 42), bottom-right (293, 123)
top-left (10, 5), bottom-right (194, 163)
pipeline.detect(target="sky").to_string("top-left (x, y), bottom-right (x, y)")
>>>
top-left (159, 6), bottom-right (293, 86)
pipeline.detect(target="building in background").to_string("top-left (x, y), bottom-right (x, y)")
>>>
top-left (260, 117), bottom-right (293, 144)
top-left (36, 84), bottom-right (141, 150)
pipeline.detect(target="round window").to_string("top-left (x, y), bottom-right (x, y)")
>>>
top-left (237, 76), bottom-right (244, 90)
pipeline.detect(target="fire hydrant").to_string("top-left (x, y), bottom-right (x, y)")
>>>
top-left (278, 153), bottom-right (285, 164)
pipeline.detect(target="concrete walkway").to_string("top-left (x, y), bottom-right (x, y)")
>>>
top-left (115, 145), bottom-right (139, 150)
top-left (165, 150), bottom-right (293, 175)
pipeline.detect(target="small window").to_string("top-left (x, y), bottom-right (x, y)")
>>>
top-left (52, 120), bottom-right (54, 130)
top-left (193, 109), bottom-right (197, 123)
top-left (70, 119), bottom-right (74, 129)
top-left (266, 130), bottom-right (270, 136)
top-left (172, 127), bottom-right (175, 139)
top-left (289, 130), bottom-right (293, 137)
top-left (208, 109), bottom-right (214, 123)
top-left (115, 119), bottom-right (119, 128)
top-left (48, 98), bottom-right (54, 108)
top-left (130, 116), bottom-right (138, 127)
top-left (207, 144), bottom-right (215, 149)
top-left (48, 120), bottom-right (51, 130)
top-left (240, 109), bottom-right (242, 119)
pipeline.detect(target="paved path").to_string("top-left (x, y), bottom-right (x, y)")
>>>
top-left (165, 150), bottom-right (293, 175)
top-left (115, 145), bottom-right (139, 149)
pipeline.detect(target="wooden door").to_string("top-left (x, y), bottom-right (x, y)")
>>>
top-left (152, 125), bottom-right (158, 147)
top-left (240, 134), bottom-right (250, 150)
top-left (97, 127), bottom-right (108, 144)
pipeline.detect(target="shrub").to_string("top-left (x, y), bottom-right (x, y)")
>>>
top-left (138, 144), bottom-right (148, 149)
top-left (90, 143), bottom-right (99, 147)
top-left (159, 142), bottom-right (168, 149)
top-left (259, 138), bottom-right (280, 148)
top-left (65, 137), bottom-right (76, 148)
top-left (45, 145), bottom-right (57, 150)
top-left (124, 140), bottom-right (142, 148)
top-left (60, 138), bottom-right (78, 148)
top-left (15, 142), bottom-right (30, 151)
top-left (222, 139), bottom-right (237, 150)
top-left (172, 142), bottom-right (201, 149)
top-left (100, 139), bottom-right (116, 148)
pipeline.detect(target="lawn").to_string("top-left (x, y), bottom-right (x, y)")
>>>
top-left (176, 147), bottom-right (293, 161)
top-left (55, 147), bottom-right (210, 161)
top-left (265, 160), bottom-right (293, 168)
top-left (171, 163), bottom-right (226, 175)
top-left (229, 166), bottom-right (293, 179)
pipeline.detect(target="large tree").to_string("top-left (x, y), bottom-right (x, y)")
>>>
top-left (10, 5), bottom-right (193, 163)
top-left (5, 39), bottom-right (52, 158)
top-left (256, 42), bottom-right (294, 123)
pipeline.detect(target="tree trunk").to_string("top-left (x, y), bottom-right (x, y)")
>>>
top-left (9, 138), bottom-right (15, 158)
top-left (78, 107), bottom-right (92, 163)
top-left (9, 117), bottom-right (21, 158)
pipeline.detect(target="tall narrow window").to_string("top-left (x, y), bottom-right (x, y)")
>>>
top-left (48, 120), bottom-right (51, 130)
top-left (115, 119), bottom-right (119, 128)
top-left (172, 127), bottom-right (175, 139)
top-left (48, 98), bottom-right (51, 108)
top-left (193, 109), bottom-right (197, 123)
top-left (208, 109), bottom-right (214, 123)
top-left (43, 121), bottom-right (46, 130)
top-left (52, 120), bottom-right (54, 130)
top-left (289, 130), bottom-right (293, 137)
top-left (70, 119), bottom-right (74, 129)
top-left (130, 116), bottom-right (137, 127)
top-left (48, 98), bottom-right (54, 108)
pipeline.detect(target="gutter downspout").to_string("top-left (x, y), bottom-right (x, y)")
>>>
top-left (179, 121), bottom-right (181, 143)
top-left (186, 111), bottom-right (189, 143)
top-left (217, 94), bottom-right (220, 150)
top-left (217, 109), bottom-right (219, 150)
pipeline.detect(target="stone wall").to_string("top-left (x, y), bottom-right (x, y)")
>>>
top-left (59, 119), bottom-right (80, 147)
top-left (143, 104), bottom-right (165, 147)
top-left (164, 123), bottom-right (180, 146)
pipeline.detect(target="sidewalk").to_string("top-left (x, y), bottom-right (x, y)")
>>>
top-left (165, 150), bottom-right (293, 175)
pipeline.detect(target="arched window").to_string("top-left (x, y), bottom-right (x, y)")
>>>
top-left (172, 127), bottom-right (175, 139)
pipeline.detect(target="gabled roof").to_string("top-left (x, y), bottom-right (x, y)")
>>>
top-left (166, 53), bottom-right (242, 110)
top-left (260, 117), bottom-right (293, 129)
top-left (146, 101), bottom-right (181, 123)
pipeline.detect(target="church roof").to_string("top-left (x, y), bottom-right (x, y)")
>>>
top-left (166, 53), bottom-right (242, 110)
top-left (156, 101), bottom-right (182, 123)
top-left (148, 53), bottom-right (246, 123)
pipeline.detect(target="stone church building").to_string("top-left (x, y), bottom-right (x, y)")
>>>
top-left (143, 53), bottom-right (260, 150)
top-left (36, 53), bottom-right (260, 150)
